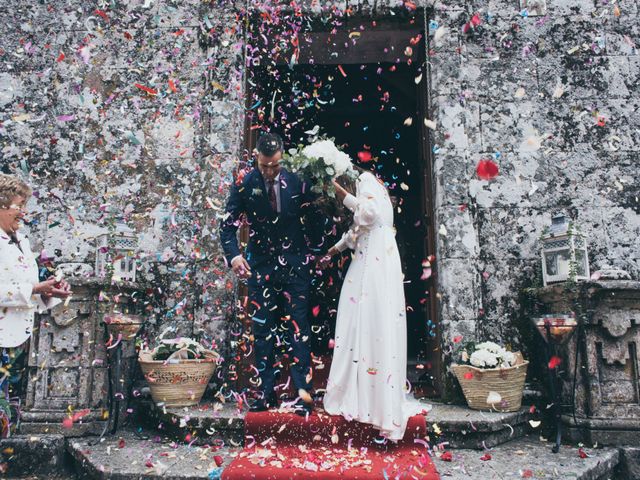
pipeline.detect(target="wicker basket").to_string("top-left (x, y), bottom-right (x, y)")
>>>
top-left (451, 352), bottom-right (528, 412)
top-left (138, 349), bottom-right (219, 407)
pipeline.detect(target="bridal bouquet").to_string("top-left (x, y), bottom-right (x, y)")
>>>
top-left (459, 341), bottom-right (517, 369)
top-left (282, 138), bottom-right (357, 197)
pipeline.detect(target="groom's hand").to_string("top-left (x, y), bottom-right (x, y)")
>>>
top-left (231, 255), bottom-right (252, 278)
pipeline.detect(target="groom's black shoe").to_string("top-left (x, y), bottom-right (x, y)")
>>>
top-left (250, 393), bottom-right (278, 413)
top-left (293, 399), bottom-right (314, 417)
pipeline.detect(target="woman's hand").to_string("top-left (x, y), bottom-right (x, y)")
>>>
top-left (33, 276), bottom-right (72, 298)
top-left (317, 246), bottom-right (339, 269)
top-left (332, 179), bottom-right (348, 203)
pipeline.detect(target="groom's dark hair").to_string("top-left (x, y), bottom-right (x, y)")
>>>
top-left (256, 133), bottom-right (284, 157)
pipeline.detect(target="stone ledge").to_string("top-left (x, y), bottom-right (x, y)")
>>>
top-left (67, 431), bottom-right (234, 480)
top-left (564, 415), bottom-right (640, 446)
top-left (20, 410), bottom-right (106, 437)
top-left (0, 434), bottom-right (69, 478)
top-left (619, 447), bottom-right (640, 480)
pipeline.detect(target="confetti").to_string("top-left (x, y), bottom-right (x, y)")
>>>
top-left (476, 159), bottom-right (500, 180)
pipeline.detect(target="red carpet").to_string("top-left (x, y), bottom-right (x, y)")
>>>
top-left (221, 408), bottom-right (440, 479)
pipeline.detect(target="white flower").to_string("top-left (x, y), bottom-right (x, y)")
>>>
top-left (486, 391), bottom-right (502, 404)
top-left (475, 341), bottom-right (503, 354)
top-left (470, 349), bottom-right (499, 368)
top-left (469, 341), bottom-right (517, 368)
top-left (301, 140), bottom-right (354, 177)
top-left (333, 150), bottom-right (354, 176)
top-left (498, 350), bottom-right (517, 367)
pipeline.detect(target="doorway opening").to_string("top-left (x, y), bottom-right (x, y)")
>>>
top-left (241, 16), bottom-right (441, 397)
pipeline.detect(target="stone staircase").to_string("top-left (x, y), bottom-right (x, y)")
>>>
top-left (1, 398), bottom-right (632, 479)
top-left (140, 400), bottom-right (534, 450)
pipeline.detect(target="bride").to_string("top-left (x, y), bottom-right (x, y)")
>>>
top-left (319, 167), bottom-right (427, 441)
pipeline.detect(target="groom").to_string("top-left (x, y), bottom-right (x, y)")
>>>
top-left (219, 133), bottom-right (317, 415)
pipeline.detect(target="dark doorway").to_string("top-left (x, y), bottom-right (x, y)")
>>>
top-left (240, 17), bottom-right (441, 397)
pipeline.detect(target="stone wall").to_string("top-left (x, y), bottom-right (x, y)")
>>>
top-left (1, 0), bottom-right (638, 396)
top-left (428, 0), bottom-right (640, 360)
top-left (0, 1), bottom-right (244, 358)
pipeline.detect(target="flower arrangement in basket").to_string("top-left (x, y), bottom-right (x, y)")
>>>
top-left (451, 341), bottom-right (528, 412)
top-left (281, 133), bottom-right (358, 198)
top-left (138, 336), bottom-right (219, 407)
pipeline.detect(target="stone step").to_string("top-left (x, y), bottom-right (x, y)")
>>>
top-left (138, 399), bottom-right (534, 449)
top-left (67, 430), bottom-right (235, 480)
top-left (433, 436), bottom-right (620, 480)
top-left (0, 434), bottom-right (69, 478)
top-left (65, 430), bottom-right (621, 480)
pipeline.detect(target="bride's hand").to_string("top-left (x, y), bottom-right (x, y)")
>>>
top-left (316, 247), bottom-right (339, 269)
top-left (332, 180), bottom-right (348, 202)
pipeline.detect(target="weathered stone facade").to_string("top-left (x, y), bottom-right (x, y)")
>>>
top-left (1, 0), bottom-right (638, 397)
top-left (427, 0), bottom-right (639, 373)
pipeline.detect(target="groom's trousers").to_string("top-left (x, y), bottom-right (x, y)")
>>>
top-left (248, 269), bottom-right (312, 398)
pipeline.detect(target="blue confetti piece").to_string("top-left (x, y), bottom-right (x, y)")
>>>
top-left (208, 467), bottom-right (224, 480)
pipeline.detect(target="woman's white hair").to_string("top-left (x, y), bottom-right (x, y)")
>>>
top-left (0, 173), bottom-right (32, 208)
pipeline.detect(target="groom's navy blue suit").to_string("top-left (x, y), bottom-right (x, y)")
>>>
top-left (220, 167), bottom-right (318, 398)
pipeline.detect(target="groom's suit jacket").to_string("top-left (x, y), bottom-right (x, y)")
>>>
top-left (219, 167), bottom-right (320, 283)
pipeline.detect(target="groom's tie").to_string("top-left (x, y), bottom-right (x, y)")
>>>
top-left (267, 180), bottom-right (277, 212)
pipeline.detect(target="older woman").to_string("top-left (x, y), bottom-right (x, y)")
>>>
top-left (0, 174), bottom-right (71, 435)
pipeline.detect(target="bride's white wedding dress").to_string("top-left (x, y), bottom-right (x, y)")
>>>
top-left (323, 171), bottom-right (427, 441)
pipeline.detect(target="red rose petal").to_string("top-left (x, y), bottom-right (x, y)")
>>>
top-left (480, 453), bottom-right (492, 461)
top-left (357, 151), bottom-right (373, 162)
top-left (464, 372), bottom-right (474, 380)
top-left (476, 159), bottom-right (499, 180)
top-left (548, 356), bottom-right (562, 369)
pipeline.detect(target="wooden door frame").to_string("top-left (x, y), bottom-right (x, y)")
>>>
top-left (237, 10), bottom-right (442, 396)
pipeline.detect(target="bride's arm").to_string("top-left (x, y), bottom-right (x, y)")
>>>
top-left (330, 179), bottom-right (380, 253)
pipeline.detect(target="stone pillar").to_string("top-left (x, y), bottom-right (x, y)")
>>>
top-left (533, 280), bottom-right (640, 445)
top-left (21, 278), bottom-right (145, 436)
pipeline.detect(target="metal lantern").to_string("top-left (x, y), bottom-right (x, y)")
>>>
top-left (540, 214), bottom-right (590, 286)
top-left (95, 221), bottom-right (138, 282)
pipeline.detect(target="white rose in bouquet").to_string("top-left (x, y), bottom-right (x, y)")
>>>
top-left (301, 139), bottom-right (341, 163)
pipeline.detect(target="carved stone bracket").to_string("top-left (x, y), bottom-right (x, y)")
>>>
top-left (50, 301), bottom-right (93, 328)
top-left (600, 313), bottom-right (633, 339)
